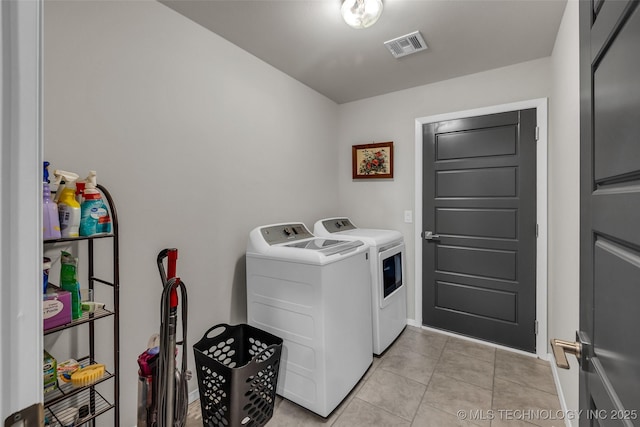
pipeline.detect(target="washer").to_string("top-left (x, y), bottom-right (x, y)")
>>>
top-left (314, 217), bottom-right (407, 355)
top-left (246, 222), bottom-right (373, 417)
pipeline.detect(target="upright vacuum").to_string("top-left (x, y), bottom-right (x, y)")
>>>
top-left (137, 248), bottom-right (190, 427)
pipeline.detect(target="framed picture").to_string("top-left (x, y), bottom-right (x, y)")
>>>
top-left (352, 141), bottom-right (394, 179)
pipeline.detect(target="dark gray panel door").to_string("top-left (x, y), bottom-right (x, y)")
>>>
top-left (423, 109), bottom-right (537, 352)
top-left (580, 1), bottom-right (640, 424)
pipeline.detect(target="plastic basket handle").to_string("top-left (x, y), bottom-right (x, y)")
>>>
top-left (203, 323), bottom-right (230, 340)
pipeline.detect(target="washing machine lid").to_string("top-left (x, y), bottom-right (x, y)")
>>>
top-left (247, 222), bottom-right (367, 264)
top-left (283, 238), bottom-right (363, 256)
top-left (314, 217), bottom-right (403, 247)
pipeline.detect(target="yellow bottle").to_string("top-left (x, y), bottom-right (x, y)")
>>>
top-left (54, 170), bottom-right (81, 238)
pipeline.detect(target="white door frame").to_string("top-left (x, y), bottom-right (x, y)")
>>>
top-left (414, 98), bottom-right (548, 358)
top-left (0, 0), bottom-right (43, 420)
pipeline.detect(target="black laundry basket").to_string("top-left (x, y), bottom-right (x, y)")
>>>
top-left (193, 323), bottom-right (283, 427)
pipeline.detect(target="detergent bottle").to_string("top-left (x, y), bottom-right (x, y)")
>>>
top-left (42, 162), bottom-right (62, 240)
top-left (54, 170), bottom-right (81, 238)
top-left (80, 171), bottom-right (111, 236)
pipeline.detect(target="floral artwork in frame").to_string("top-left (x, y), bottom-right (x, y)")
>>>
top-left (352, 142), bottom-right (394, 179)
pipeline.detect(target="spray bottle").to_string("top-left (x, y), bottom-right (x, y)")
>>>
top-left (60, 251), bottom-right (82, 320)
top-left (43, 162), bottom-right (62, 240)
top-left (54, 170), bottom-right (81, 238)
top-left (75, 181), bottom-right (86, 205)
top-left (80, 171), bottom-right (111, 236)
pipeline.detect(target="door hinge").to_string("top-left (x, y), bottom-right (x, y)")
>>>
top-left (535, 126), bottom-right (540, 141)
top-left (535, 320), bottom-right (539, 335)
top-left (4, 403), bottom-right (43, 427)
top-left (536, 224), bottom-right (539, 238)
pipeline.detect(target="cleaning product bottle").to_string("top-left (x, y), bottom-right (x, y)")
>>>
top-left (75, 180), bottom-right (86, 205)
top-left (80, 171), bottom-right (111, 236)
top-left (79, 171), bottom-right (100, 236)
top-left (42, 162), bottom-right (62, 240)
top-left (54, 170), bottom-right (81, 238)
top-left (60, 251), bottom-right (82, 320)
top-left (96, 196), bottom-right (112, 234)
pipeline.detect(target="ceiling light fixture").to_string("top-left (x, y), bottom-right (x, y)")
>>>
top-left (341, 0), bottom-right (383, 29)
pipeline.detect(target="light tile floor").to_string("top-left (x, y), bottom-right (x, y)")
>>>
top-left (187, 326), bottom-right (562, 427)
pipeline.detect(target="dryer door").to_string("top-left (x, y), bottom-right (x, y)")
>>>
top-left (378, 242), bottom-right (405, 308)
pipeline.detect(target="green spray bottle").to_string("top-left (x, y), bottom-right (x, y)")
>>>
top-left (60, 251), bottom-right (82, 320)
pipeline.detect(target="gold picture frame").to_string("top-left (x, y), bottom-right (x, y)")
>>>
top-left (352, 142), bottom-right (394, 179)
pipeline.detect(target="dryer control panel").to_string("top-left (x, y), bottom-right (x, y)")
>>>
top-left (321, 218), bottom-right (357, 233)
top-left (260, 223), bottom-right (314, 245)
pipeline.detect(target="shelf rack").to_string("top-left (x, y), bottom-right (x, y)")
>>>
top-left (43, 184), bottom-right (119, 426)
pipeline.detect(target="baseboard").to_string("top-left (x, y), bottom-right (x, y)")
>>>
top-left (189, 387), bottom-right (200, 404)
top-left (407, 318), bottom-right (421, 328)
top-left (415, 323), bottom-right (542, 359)
top-left (548, 353), bottom-right (575, 427)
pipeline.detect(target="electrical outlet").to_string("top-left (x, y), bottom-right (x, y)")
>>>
top-left (404, 210), bottom-right (413, 223)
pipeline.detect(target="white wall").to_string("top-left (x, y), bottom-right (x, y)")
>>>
top-left (337, 57), bottom-right (552, 321)
top-left (43, 1), bottom-right (339, 425)
top-left (549, 0), bottom-right (581, 421)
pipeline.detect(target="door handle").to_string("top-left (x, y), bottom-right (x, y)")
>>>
top-left (550, 339), bottom-right (581, 369)
top-left (422, 231), bottom-right (440, 241)
top-left (550, 331), bottom-right (591, 369)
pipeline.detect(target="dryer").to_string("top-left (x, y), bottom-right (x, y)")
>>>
top-left (246, 222), bottom-right (373, 417)
top-left (314, 217), bottom-right (407, 355)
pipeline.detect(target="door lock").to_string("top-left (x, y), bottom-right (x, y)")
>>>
top-left (422, 231), bottom-right (440, 241)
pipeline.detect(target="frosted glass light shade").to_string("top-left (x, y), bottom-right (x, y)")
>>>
top-left (341, 0), bottom-right (383, 29)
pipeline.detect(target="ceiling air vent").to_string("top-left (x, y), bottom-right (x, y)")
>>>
top-left (384, 31), bottom-right (428, 59)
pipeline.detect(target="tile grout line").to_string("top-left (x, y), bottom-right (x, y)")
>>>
top-left (333, 349), bottom-right (423, 426)
top-left (432, 336), bottom-right (497, 426)
top-left (492, 374), bottom-right (560, 397)
top-left (408, 334), bottom-right (449, 426)
top-left (331, 353), bottom-right (385, 426)
top-left (358, 329), bottom-right (451, 425)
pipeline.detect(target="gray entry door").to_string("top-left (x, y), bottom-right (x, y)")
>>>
top-left (579, 0), bottom-right (640, 423)
top-left (422, 109), bottom-right (537, 352)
